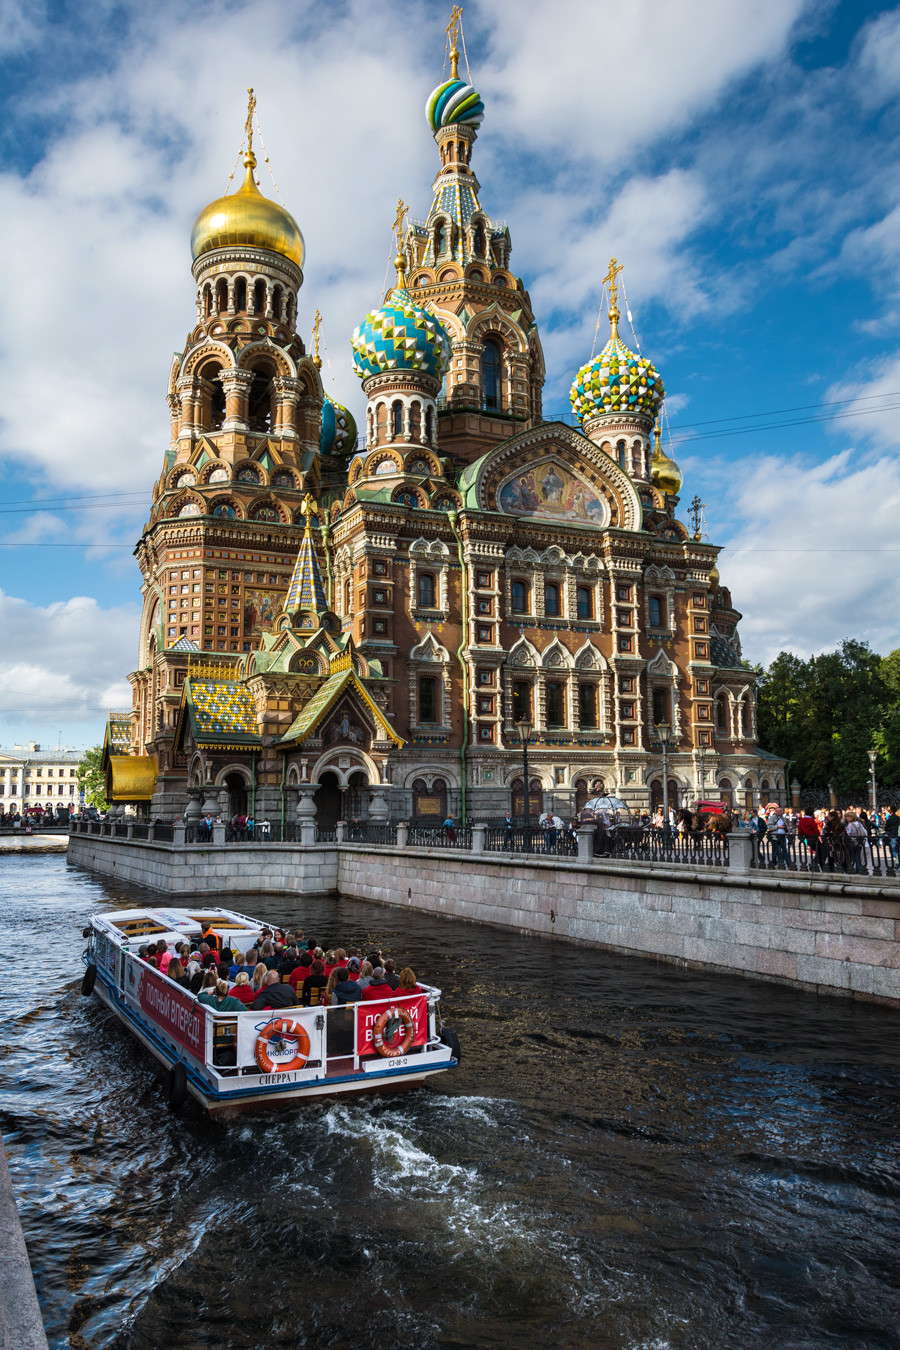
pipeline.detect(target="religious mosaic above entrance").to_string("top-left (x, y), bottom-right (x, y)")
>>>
top-left (498, 460), bottom-right (609, 526)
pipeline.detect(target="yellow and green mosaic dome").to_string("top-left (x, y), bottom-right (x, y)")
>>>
top-left (570, 335), bottom-right (665, 423)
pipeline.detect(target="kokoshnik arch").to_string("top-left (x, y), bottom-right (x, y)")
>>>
top-left (107, 25), bottom-right (785, 827)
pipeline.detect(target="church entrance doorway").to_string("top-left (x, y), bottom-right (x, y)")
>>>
top-left (650, 778), bottom-right (679, 812)
top-left (511, 777), bottom-right (543, 818)
top-left (224, 772), bottom-right (248, 820)
top-left (346, 770), bottom-right (369, 823)
top-left (314, 772), bottom-right (342, 833)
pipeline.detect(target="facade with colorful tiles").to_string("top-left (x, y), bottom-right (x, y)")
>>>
top-left (117, 46), bottom-right (785, 826)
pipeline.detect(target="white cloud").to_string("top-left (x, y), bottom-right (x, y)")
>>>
top-left (709, 448), bottom-right (900, 664)
top-left (480, 0), bottom-right (811, 164)
top-left (826, 354), bottom-right (900, 451)
top-left (0, 590), bottom-right (138, 727)
top-left (854, 6), bottom-right (900, 107)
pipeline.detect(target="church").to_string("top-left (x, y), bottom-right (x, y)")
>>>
top-left (106, 20), bottom-right (785, 830)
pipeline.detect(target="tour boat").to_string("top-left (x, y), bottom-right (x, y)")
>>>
top-left (81, 906), bottom-right (460, 1114)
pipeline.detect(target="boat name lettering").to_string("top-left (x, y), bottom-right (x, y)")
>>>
top-left (137, 966), bottom-right (206, 1058)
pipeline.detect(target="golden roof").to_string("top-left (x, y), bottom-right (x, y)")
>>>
top-left (109, 756), bottom-right (157, 802)
top-left (190, 151), bottom-right (305, 268)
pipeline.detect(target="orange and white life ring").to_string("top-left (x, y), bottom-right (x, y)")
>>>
top-left (372, 1005), bottom-right (415, 1058)
top-left (255, 1018), bottom-right (311, 1073)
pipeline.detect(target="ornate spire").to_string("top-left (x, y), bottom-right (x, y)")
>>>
top-left (244, 86), bottom-right (257, 168)
top-left (447, 5), bottom-right (463, 80)
top-left (312, 308), bottom-right (322, 369)
top-left (285, 494), bottom-right (327, 616)
top-left (603, 256), bottom-right (624, 342)
top-left (393, 197), bottom-right (409, 289)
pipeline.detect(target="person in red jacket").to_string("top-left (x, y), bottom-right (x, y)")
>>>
top-left (360, 968), bottom-right (392, 1001)
top-left (228, 973), bottom-right (256, 1005)
top-left (397, 967), bottom-right (423, 996)
top-left (797, 809), bottom-right (821, 866)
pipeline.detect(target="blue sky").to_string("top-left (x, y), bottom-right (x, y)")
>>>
top-left (0, 0), bottom-right (898, 751)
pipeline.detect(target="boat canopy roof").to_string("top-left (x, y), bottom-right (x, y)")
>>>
top-left (91, 906), bottom-right (263, 949)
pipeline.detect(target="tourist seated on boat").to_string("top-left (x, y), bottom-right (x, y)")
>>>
top-left (250, 962), bottom-right (268, 993)
top-left (277, 945), bottom-right (300, 978)
top-left (288, 952), bottom-right (313, 995)
top-left (166, 959), bottom-right (191, 990)
top-left (154, 940), bottom-right (172, 973)
top-left (367, 949), bottom-right (383, 970)
top-left (197, 942), bottom-right (218, 969)
top-left (322, 950), bottom-right (337, 977)
top-left (228, 973), bottom-right (256, 1005)
top-left (357, 961), bottom-right (374, 990)
top-left (398, 967), bottom-right (423, 996)
top-left (383, 959), bottom-right (400, 991)
top-left (259, 941), bottom-right (280, 971)
top-left (360, 968), bottom-right (392, 1001)
top-left (302, 959), bottom-right (328, 1007)
top-left (251, 970), bottom-right (297, 1010)
top-left (331, 966), bottom-right (363, 1005)
top-left (199, 978), bottom-right (246, 1013)
top-left (189, 968), bottom-right (204, 994)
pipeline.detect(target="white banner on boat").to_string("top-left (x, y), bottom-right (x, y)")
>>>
top-left (237, 1009), bottom-right (321, 1071)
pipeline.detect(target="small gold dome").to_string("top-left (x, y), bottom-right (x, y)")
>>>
top-left (650, 443), bottom-right (683, 496)
top-left (708, 563), bottom-right (720, 590)
top-left (191, 152), bottom-right (304, 268)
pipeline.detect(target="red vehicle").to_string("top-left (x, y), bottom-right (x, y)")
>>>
top-left (696, 800), bottom-right (726, 815)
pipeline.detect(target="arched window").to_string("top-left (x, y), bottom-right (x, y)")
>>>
top-left (417, 573), bottom-right (436, 608)
top-left (483, 339), bottom-right (502, 411)
top-left (716, 693), bottom-right (728, 731)
top-left (741, 698), bottom-right (752, 736)
top-left (424, 406), bottom-right (433, 441)
top-left (344, 579), bottom-right (351, 614)
top-left (247, 369), bottom-right (274, 433)
top-left (544, 583), bottom-right (560, 617)
top-left (376, 403), bottom-right (387, 441)
top-left (272, 285), bottom-right (283, 320)
top-left (511, 579), bottom-right (528, 613)
top-left (391, 401), bottom-right (403, 437)
top-left (579, 684), bottom-right (597, 728)
top-left (576, 586), bottom-right (593, 619)
top-left (203, 285), bottom-right (212, 317)
top-left (234, 277), bottom-right (247, 311)
top-left (616, 439), bottom-right (627, 469)
top-left (253, 279), bottom-right (266, 314)
top-left (285, 294), bottom-right (294, 327)
top-left (436, 223), bottom-right (447, 256)
top-left (652, 688), bottom-right (670, 726)
top-left (512, 681), bottom-right (531, 723)
top-left (215, 278), bottom-right (228, 313)
top-left (409, 401), bottom-right (421, 440)
top-left (546, 682), bottom-right (565, 728)
top-left (473, 223), bottom-right (485, 257)
top-left (649, 595), bottom-right (662, 627)
top-left (419, 676), bottom-right (438, 723)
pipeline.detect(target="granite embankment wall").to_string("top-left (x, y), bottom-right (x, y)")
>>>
top-left (67, 836), bottom-right (900, 1008)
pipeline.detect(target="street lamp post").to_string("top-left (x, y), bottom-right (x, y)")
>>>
top-left (696, 741), bottom-right (706, 807)
top-left (655, 720), bottom-right (673, 843)
top-left (513, 717), bottom-right (534, 853)
top-left (868, 748), bottom-right (877, 812)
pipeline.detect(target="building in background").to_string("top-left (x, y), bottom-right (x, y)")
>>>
top-left (111, 26), bottom-right (785, 825)
top-left (0, 744), bottom-right (83, 815)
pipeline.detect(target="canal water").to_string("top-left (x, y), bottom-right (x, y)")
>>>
top-left (2, 856), bottom-right (899, 1349)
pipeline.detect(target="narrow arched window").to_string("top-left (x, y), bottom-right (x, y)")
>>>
top-left (617, 439), bottom-right (627, 469)
top-left (203, 285), bottom-right (212, 317)
top-left (483, 338), bottom-right (502, 411)
top-left (436, 223), bottom-right (447, 256)
top-left (215, 278), bottom-right (228, 313)
top-left (425, 406), bottom-right (433, 441)
top-left (253, 279), bottom-right (266, 314)
top-left (417, 573), bottom-right (436, 608)
top-left (391, 401), bottom-right (403, 437)
top-left (234, 277), bottom-right (247, 311)
top-left (649, 595), bottom-right (662, 627)
top-left (717, 693), bottom-right (728, 730)
top-left (544, 583), bottom-right (560, 617)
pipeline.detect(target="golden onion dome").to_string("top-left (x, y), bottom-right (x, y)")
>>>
top-left (708, 563), bottom-right (720, 590)
top-left (649, 422), bottom-right (683, 496)
top-left (190, 151), bottom-right (304, 268)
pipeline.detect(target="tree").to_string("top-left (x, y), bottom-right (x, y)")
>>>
top-left (77, 746), bottom-right (109, 811)
top-left (874, 648), bottom-right (900, 786)
top-left (756, 640), bottom-right (889, 789)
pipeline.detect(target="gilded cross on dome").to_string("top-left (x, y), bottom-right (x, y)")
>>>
top-left (603, 256), bottom-right (624, 339)
top-left (393, 197), bottom-right (409, 287)
top-left (244, 87), bottom-right (257, 160)
top-left (312, 309), bottom-right (322, 370)
top-left (446, 5), bottom-right (463, 79)
top-left (301, 491), bottom-right (317, 524)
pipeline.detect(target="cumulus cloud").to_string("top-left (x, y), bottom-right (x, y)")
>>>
top-left (0, 590), bottom-right (138, 729)
top-left (708, 448), bottom-right (900, 665)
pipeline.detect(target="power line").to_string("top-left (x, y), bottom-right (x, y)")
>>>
top-left (0, 542), bottom-right (134, 548)
top-left (0, 490), bottom-right (146, 509)
top-left (669, 401), bottom-right (900, 447)
top-left (670, 389), bottom-right (900, 432)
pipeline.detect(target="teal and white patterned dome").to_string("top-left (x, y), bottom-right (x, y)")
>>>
top-left (351, 289), bottom-right (452, 383)
top-left (426, 77), bottom-right (484, 131)
top-left (319, 396), bottom-right (357, 456)
top-left (570, 335), bottom-right (665, 423)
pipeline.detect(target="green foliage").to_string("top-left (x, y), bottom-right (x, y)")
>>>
top-left (756, 641), bottom-right (899, 790)
top-left (76, 745), bottom-right (109, 811)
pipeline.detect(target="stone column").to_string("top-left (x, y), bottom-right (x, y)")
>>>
top-left (728, 831), bottom-right (753, 874)
top-left (336, 820), bottom-right (346, 843)
top-left (213, 822), bottom-right (226, 845)
top-left (173, 821), bottom-right (186, 847)
top-left (395, 820), bottom-right (409, 848)
top-left (273, 377), bottom-right (301, 439)
top-left (220, 369), bottom-right (254, 432)
top-left (184, 789), bottom-right (202, 821)
top-left (296, 783), bottom-right (317, 846)
top-left (176, 377), bottom-right (196, 438)
top-left (577, 825), bottom-right (595, 863)
top-left (368, 786), bottom-right (390, 821)
top-left (471, 822), bottom-right (486, 855)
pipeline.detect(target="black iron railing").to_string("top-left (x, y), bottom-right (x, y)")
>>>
top-left (483, 823), bottom-right (577, 856)
top-left (757, 833), bottom-right (897, 877)
top-left (344, 822), bottom-right (397, 846)
top-left (408, 823), bottom-right (472, 850)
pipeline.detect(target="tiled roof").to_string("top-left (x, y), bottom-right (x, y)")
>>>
top-left (710, 635), bottom-right (744, 670)
top-left (185, 678), bottom-right (259, 747)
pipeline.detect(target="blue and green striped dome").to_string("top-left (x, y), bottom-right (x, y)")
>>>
top-left (570, 336), bottom-right (665, 423)
top-left (319, 396), bottom-right (358, 456)
top-left (426, 77), bottom-right (484, 131)
top-left (351, 289), bottom-right (452, 383)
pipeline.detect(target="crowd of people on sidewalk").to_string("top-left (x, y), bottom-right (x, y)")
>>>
top-left (136, 924), bottom-right (425, 1013)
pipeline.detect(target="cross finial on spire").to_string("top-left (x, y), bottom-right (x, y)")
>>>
top-left (689, 494), bottom-right (705, 540)
top-left (603, 255), bottom-right (624, 340)
top-left (447, 5), bottom-right (463, 80)
top-left (244, 87), bottom-right (257, 166)
top-left (312, 309), bottom-right (322, 370)
top-left (393, 197), bottom-right (409, 288)
top-left (301, 491), bottom-right (317, 529)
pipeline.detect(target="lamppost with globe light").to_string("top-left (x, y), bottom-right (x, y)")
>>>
top-left (868, 748), bottom-right (878, 812)
top-left (512, 717), bottom-right (534, 853)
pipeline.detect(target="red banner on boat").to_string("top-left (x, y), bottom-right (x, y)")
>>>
top-left (137, 966), bottom-right (206, 1060)
top-left (356, 995), bottom-right (428, 1057)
